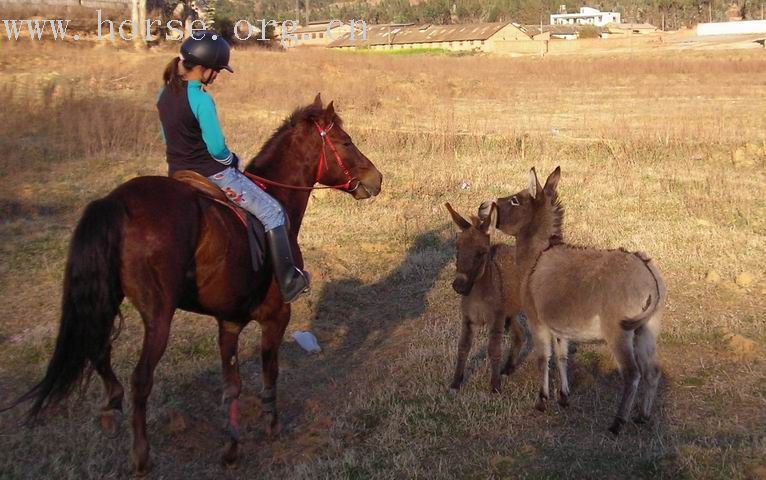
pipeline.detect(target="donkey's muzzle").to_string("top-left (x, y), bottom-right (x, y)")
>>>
top-left (452, 277), bottom-right (472, 296)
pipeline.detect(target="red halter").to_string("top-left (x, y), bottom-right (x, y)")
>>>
top-left (244, 121), bottom-right (359, 192)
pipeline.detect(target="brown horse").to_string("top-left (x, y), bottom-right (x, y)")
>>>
top-left (6, 94), bottom-right (383, 474)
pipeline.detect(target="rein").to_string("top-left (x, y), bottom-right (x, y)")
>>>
top-left (244, 121), bottom-right (359, 192)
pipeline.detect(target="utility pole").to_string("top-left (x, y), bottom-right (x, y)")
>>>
top-left (306, 0), bottom-right (310, 24)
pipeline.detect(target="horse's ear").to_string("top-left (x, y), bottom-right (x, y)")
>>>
top-left (445, 203), bottom-right (471, 231)
top-left (324, 101), bottom-right (335, 123)
top-left (313, 93), bottom-right (323, 108)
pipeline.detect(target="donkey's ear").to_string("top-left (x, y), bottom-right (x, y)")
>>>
top-left (324, 101), bottom-right (335, 123)
top-left (313, 93), bottom-right (323, 108)
top-left (479, 202), bottom-right (497, 234)
top-left (528, 168), bottom-right (542, 199)
top-left (544, 166), bottom-right (561, 197)
top-left (445, 203), bottom-right (471, 230)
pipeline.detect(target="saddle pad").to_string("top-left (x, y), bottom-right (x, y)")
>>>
top-left (171, 170), bottom-right (267, 273)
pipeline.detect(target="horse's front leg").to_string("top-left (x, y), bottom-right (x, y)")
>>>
top-left (260, 304), bottom-right (290, 438)
top-left (217, 319), bottom-right (244, 467)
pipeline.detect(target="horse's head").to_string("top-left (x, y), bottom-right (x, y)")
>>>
top-left (299, 94), bottom-right (383, 199)
top-left (445, 202), bottom-right (496, 296)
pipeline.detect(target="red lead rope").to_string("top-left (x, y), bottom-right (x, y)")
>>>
top-left (243, 121), bottom-right (358, 192)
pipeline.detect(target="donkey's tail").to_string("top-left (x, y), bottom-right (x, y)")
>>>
top-left (620, 252), bottom-right (666, 331)
top-left (2, 197), bottom-right (125, 420)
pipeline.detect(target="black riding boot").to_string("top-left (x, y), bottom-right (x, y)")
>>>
top-left (267, 225), bottom-right (310, 303)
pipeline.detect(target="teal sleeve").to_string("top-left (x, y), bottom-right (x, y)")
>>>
top-left (188, 88), bottom-right (233, 165)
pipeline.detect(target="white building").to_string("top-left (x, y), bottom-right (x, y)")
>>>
top-left (550, 6), bottom-right (621, 27)
top-left (697, 20), bottom-right (766, 36)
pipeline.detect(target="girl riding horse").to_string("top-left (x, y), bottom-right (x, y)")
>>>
top-left (156, 30), bottom-right (310, 303)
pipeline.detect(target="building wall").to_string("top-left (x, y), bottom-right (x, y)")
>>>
top-left (0, 0), bottom-right (129, 8)
top-left (697, 20), bottom-right (766, 36)
top-left (282, 25), bottom-right (351, 47)
top-left (550, 11), bottom-right (620, 27)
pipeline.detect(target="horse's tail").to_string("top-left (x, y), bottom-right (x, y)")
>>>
top-left (3, 197), bottom-right (125, 419)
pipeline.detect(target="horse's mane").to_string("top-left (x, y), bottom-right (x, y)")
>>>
top-left (247, 104), bottom-right (342, 171)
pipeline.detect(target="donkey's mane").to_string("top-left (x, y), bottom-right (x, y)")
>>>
top-left (248, 104), bottom-right (342, 170)
top-left (548, 192), bottom-right (565, 246)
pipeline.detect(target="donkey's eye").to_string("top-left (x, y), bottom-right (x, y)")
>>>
top-left (510, 196), bottom-right (520, 206)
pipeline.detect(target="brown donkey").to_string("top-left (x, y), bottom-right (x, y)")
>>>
top-left (445, 203), bottom-right (526, 394)
top-left (481, 167), bottom-right (666, 434)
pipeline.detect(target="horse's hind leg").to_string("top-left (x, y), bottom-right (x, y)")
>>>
top-left (94, 343), bottom-right (125, 437)
top-left (130, 308), bottom-right (174, 476)
top-left (260, 306), bottom-right (290, 438)
top-left (607, 330), bottom-right (640, 435)
top-left (217, 319), bottom-right (244, 467)
top-left (634, 314), bottom-right (662, 423)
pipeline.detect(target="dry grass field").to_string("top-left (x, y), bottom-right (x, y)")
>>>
top-left (0, 41), bottom-right (765, 479)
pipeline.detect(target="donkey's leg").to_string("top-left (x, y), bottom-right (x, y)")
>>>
top-left (450, 317), bottom-right (474, 392)
top-left (488, 315), bottom-right (505, 393)
top-left (634, 314), bottom-right (662, 422)
top-left (131, 310), bottom-right (174, 476)
top-left (502, 313), bottom-right (526, 376)
top-left (607, 331), bottom-right (640, 435)
top-left (553, 337), bottom-right (570, 407)
top-left (531, 323), bottom-right (553, 412)
top-left (94, 343), bottom-right (125, 438)
top-left (217, 319), bottom-right (244, 466)
top-left (260, 307), bottom-right (290, 438)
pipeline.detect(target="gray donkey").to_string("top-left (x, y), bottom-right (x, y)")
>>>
top-left (445, 203), bottom-right (526, 394)
top-left (480, 167), bottom-right (666, 434)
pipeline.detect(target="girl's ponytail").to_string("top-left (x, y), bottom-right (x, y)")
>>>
top-left (162, 57), bottom-right (195, 93)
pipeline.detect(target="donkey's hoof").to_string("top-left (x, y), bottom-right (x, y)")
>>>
top-left (501, 365), bottom-right (515, 376)
top-left (534, 398), bottom-right (547, 412)
top-left (558, 393), bottom-right (569, 408)
top-left (608, 418), bottom-right (626, 435)
top-left (632, 414), bottom-right (650, 425)
top-left (98, 409), bottom-right (122, 439)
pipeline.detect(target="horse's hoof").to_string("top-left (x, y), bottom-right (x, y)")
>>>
top-left (132, 461), bottom-right (152, 478)
top-left (632, 414), bottom-right (650, 425)
top-left (266, 417), bottom-right (282, 439)
top-left (501, 366), bottom-right (515, 376)
top-left (99, 409), bottom-right (122, 439)
top-left (608, 418), bottom-right (626, 435)
top-left (222, 442), bottom-right (239, 468)
top-left (558, 393), bottom-right (569, 408)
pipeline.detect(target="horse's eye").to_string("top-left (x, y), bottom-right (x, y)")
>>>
top-left (510, 196), bottom-right (520, 206)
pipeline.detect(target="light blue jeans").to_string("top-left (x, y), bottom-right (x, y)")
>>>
top-left (208, 167), bottom-right (285, 231)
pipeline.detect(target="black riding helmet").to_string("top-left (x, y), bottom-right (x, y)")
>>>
top-left (180, 30), bottom-right (233, 73)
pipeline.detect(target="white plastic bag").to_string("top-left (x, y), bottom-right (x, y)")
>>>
top-left (292, 331), bottom-right (321, 354)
